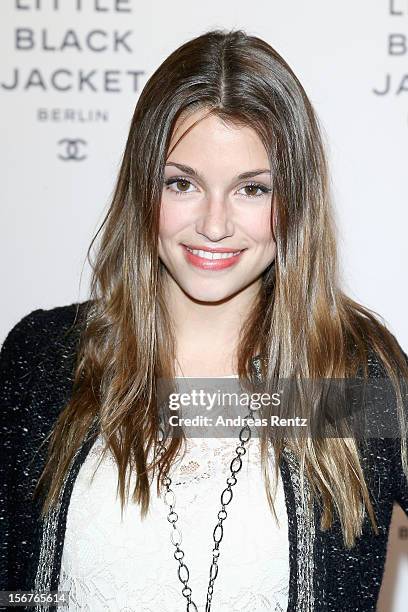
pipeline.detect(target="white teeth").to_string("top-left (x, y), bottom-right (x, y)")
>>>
top-left (185, 247), bottom-right (241, 260)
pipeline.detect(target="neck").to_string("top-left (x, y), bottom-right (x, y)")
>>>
top-left (163, 275), bottom-right (261, 377)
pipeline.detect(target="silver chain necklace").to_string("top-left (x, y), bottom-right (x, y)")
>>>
top-left (156, 397), bottom-right (258, 611)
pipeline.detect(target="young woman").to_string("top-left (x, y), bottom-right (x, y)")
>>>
top-left (1, 28), bottom-right (408, 612)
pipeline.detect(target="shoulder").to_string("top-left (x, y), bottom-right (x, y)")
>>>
top-left (0, 300), bottom-right (91, 404)
top-left (364, 333), bottom-right (408, 377)
top-left (2, 301), bottom-right (90, 350)
top-left (1, 300), bottom-right (91, 361)
top-left (359, 335), bottom-right (408, 511)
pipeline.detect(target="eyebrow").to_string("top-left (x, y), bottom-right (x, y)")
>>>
top-left (165, 162), bottom-right (271, 181)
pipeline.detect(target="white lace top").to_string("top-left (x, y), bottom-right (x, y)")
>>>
top-left (58, 378), bottom-right (290, 612)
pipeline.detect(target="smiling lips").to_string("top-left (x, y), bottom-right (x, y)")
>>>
top-left (181, 244), bottom-right (245, 270)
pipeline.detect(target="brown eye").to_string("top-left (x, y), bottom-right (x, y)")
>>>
top-left (176, 179), bottom-right (191, 192)
top-left (243, 185), bottom-right (260, 197)
top-left (238, 182), bottom-right (271, 199)
top-left (164, 177), bottom-right (195, 196)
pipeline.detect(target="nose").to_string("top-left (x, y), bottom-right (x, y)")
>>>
top-left (195, 195), bottom-right (234, 242)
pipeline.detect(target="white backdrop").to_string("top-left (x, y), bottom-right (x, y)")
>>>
top-left (1, 1), bottom-right (408, 609)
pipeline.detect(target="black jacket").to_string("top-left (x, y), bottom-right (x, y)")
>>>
top-left (1, 302), bottom-right (408, 612)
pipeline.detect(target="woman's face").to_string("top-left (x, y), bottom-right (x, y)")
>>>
top-left (159, 108), bottom-right (277, 303)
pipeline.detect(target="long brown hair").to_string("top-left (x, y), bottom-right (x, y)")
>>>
top-left (34, 28), bottom-right (408, 548)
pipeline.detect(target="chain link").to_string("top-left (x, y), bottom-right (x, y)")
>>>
top-left (157, 397), bottom-right (258, 611)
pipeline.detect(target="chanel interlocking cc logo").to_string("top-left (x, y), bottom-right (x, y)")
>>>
top-left (57, 138), bottom-right (87, 161)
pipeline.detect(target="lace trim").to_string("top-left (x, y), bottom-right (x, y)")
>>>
top-left (58, 431), bottom-right (290, 611)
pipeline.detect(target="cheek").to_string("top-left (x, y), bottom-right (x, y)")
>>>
top-left (243, 207), bottom-right (274, 244)
top-left (159, 201), bottom-right (187, 239)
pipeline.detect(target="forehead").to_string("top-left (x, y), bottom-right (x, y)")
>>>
top-left (167, 108), bottom-right (268, 164)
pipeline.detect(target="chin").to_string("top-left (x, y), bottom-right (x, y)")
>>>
top-left (181, 282), bottom-right (242, 303)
